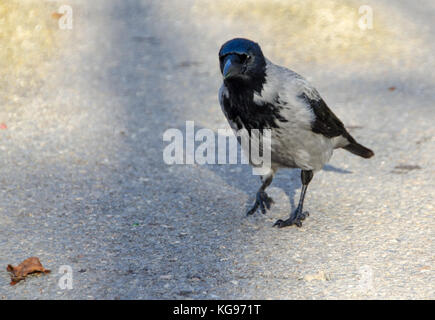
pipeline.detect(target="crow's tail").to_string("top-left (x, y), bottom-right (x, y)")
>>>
top-left (343, 142), bottom-right (374, 159)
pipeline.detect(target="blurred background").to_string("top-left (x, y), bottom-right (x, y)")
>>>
top-left (0, 0), bottom-right (433, 299)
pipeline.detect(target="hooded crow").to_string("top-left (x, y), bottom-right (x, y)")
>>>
top-left (218, 38), bottom-right (374, 228)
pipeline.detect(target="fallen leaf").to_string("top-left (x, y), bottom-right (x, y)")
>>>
top-left (303, 270), bottom-right (330, 282)
top-left (51, 12), bottom-right (64, 20)
top-left (7, 257), bottom-right (51, 285)
top-left (394, 164), bottom-right (421, 170)
top-left (388, 86), bottom-right (396, 91)
top-left (391, 164), bottom-right (422, 174)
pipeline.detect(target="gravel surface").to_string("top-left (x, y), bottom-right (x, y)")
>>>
top-left (0, 0), bottom-right (433, 299)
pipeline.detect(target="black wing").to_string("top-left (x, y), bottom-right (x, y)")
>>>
top-left (299, 92), bottom-right (352, 140)
top-left (220, 89), bottom-right (288, 132)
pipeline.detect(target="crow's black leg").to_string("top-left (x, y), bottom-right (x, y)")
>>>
top-left (247, 172), bottom-right (275, 215)
top-left (273, 170), bottom-right (313, 228)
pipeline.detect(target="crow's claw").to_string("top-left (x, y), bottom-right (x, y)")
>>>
top-left (247, 191), bottom-right (274, 215)
top-left (273, 211), bottom-right (309, 228)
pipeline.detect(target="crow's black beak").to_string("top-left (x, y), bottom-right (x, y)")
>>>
top-left (222, 54), bottom-right (242, 79)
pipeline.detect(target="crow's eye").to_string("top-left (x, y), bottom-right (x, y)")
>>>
top-left (239, 54), bottom-right (251, 63)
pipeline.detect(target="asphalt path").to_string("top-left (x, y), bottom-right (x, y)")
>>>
top-left (0, 0), bottom-right (433, 299)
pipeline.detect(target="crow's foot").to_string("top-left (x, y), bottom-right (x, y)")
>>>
top-left (247, 191), bottom-right (274, 215)
top-left (273, 210), bottom-right (309, 228)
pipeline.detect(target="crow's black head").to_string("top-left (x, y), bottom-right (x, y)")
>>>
top-left (219, 38), bottom-right (266, 91)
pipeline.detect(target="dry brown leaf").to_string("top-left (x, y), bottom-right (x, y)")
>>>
top-left (51, 12), bottom-right (64, 20)
top-left (7, 257), bottom-right (51, 285)
top-left (303, 270), bottom-right (330, 282)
